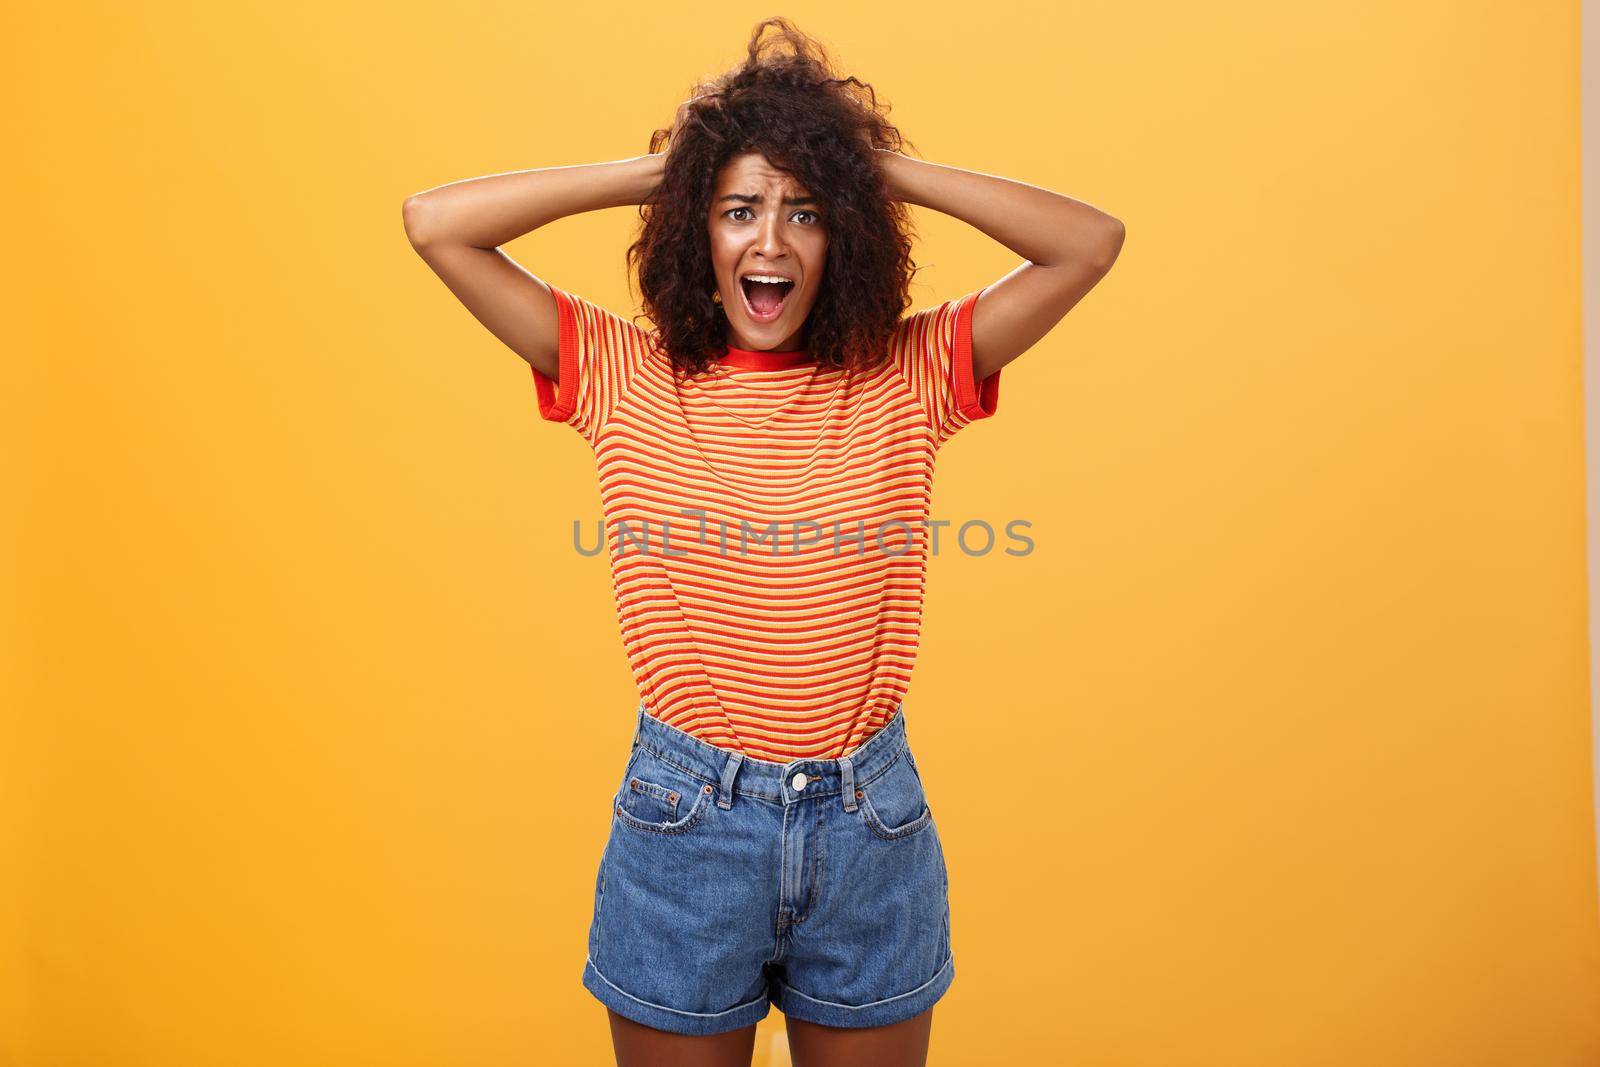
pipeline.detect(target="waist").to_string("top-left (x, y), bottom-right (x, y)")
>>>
top-left (628, 700), bottom-right (911, 804)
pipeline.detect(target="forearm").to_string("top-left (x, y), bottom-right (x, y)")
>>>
top-left (876, 151), bottom-right (1122, 268)
top-left (403, 153), bottom-right (665, 249)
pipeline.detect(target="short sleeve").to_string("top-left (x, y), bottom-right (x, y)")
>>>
top-left (530, 285), bottom-right (653, 447)
top-left (889, 288), bottom-right (1001, 448)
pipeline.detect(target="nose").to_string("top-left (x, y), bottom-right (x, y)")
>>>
top-left (752, 210), bottom-right (789, 260)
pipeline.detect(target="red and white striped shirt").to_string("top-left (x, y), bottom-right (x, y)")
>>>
top-left (532, 285), bottom-right (1000, 760)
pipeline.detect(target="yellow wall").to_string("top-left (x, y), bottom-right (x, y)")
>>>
top-left (10, 1), bottom-right (1599, 1063)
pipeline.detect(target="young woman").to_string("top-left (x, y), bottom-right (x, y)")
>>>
top-left (403, 18), bottom-right (1122, 1067)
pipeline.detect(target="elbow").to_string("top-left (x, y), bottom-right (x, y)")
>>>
top-left (1093, 218), bottom-right (1125, 271)
top-left (402, 194), bottom-right (435, 248)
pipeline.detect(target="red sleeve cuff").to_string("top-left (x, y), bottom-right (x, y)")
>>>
top-left (951, 289), bottom-right (1000, 420)
top-left (530, 286), bottom-right (580, 423)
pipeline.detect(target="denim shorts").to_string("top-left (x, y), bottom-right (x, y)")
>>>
top-left (580, 700), bottom-right (954, 1036)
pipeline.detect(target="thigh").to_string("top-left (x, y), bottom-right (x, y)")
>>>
top-left (770, 743), bottom-right (954, 1028)
top-left (582, 743), bottom-right (781, 1036)
top-left (785, 1006), bottom-right (934, 1067)
top-left (607, 1008), bottom-right (758, 1067)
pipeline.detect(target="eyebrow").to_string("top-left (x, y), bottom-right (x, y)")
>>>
top-left (716, 193), bottom-right (821, 206)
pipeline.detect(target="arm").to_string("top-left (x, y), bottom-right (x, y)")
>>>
top-left (401, 153), bottom-right (666, 379)
top-left (874, 151), bottom-right (1124, 382)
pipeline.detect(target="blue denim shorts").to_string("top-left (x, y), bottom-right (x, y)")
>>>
top-left (581, 700), bottom-right (954, 1036)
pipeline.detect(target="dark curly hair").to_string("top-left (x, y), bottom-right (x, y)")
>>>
top-left (624, 17), bottom-right (922, 378)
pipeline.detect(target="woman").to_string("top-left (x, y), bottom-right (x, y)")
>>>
top-left (403, 17), bottom-right (1123, 1067)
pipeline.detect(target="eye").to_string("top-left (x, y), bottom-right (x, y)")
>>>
top-left (723, 207), bottom-right (822, 225)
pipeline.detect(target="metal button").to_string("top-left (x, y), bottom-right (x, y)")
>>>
top-left (791, 772), bottom-right (808, 792)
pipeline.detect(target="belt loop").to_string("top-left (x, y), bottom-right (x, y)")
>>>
top-left (630, 702), bottom-right (644, 752)
top-left (840, 754), bottom-right (858, 813)
top-left (717, 751), bottom-right (744, 810)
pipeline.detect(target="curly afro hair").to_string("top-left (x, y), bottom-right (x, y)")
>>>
top-left (624, 17), bottom-right (923, 378)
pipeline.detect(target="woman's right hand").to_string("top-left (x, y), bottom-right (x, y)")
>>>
top-left (669, 94), bottom-right (711, 143)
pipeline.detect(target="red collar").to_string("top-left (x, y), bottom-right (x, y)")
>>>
top-left (720, 346), bottom-right (814, 370)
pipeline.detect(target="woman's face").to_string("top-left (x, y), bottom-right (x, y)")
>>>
top-left (707, 152), bottom-right (828, 352)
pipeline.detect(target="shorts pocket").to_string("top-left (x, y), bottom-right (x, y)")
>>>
top-left (858, 748), bottom-right (934, 840)
top-left (612, 748), bottom-right (716, 836)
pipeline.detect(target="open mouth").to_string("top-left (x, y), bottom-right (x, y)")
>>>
top-left (738, 274), bottom-right (796, 323)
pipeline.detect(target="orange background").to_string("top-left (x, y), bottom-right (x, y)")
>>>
top-left (9, 1), bottom-right (1599, 1063)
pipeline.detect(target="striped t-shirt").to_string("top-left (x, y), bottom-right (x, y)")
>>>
top-left (532, 284), bottom-right (1001, 761)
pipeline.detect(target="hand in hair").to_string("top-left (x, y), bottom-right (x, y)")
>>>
top-left (669, 95), bottom-right (712, 144)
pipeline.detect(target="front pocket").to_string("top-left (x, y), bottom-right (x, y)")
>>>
top-left (622, 775), bottom-right (682, 822)
top-left (612, 749), bottom-right (716, 835)
top-left (858, 750), bottom-right (934, 840)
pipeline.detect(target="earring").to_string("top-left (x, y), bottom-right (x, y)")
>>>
top-left (711, 289), bottom-right (722, 305)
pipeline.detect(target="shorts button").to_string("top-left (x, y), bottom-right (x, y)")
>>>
top-left (791, 772), bottom-right (808, 792)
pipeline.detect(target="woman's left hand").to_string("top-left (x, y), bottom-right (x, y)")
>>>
top-left (868, 147), bottom-right (905, 198)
